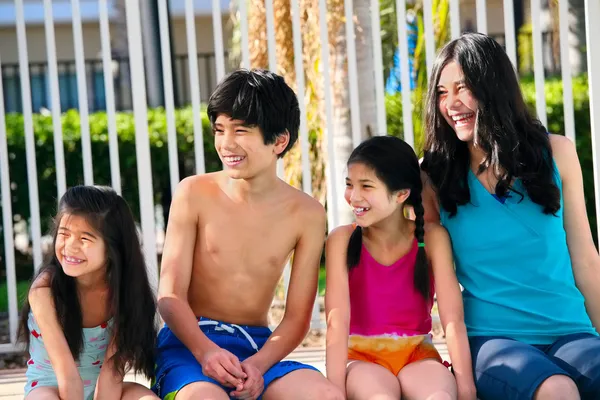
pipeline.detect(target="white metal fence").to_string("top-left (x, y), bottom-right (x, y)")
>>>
top-left (0, 0), bottom-right (599, 353)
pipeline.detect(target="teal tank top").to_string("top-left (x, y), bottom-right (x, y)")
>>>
top-left (440, 164), bottom-right (597, 344)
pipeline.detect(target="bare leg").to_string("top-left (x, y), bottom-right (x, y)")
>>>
top-left (24, 387), bottom-right (60, 400)
top-left (397, 359), bottom-right (457, 400)
top-left (174, 381), bottom-right (230, 400)
top-left (346, 361), bottom-right (401, 400)
top-left (534, 375), bottom-right (580, 400)
top-left (121, 382), bottom-right (160, 400)
top-left (262, 369), bottom-right (344, 400)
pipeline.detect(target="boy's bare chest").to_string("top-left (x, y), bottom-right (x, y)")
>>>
top-left (199, 207), bottom-right (298, 269)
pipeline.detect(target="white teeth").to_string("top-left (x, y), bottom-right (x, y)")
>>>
top-left (64, 256), bottom-right (83, 263)
top-left (354, 207), bottom-right (370, 213)
top-left (452, 113), bottom-right (474, 121)
top-left (225, 156), bottom-right (244, 162)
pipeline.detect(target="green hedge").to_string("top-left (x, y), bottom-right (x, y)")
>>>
top-left (3, 107), bottom-right (220, 232)
top-left (386, 74), bottom-right (596, 243)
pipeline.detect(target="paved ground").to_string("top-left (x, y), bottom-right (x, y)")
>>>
top-left (0, 344), bottom-right (449, 399)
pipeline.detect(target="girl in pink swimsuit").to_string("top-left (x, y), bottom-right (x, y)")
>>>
top-left (325, 136), bottom-right (476, 399)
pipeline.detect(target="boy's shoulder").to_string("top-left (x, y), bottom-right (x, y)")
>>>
top-left (176, 171), bottom-right (222, 195)
top-left (282, 182), bottom-right (326, 216)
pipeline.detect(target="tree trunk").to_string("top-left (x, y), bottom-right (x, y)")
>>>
top-left (354, 0), bottom-right (379, 140)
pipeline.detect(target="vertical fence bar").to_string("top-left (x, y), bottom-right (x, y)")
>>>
top-left (371, 0), bottom-right (387, 135)
top-left (185, 0), bottom-right (206, 173)
top-left (158, 0), bottom-right (180, 195)
top-left (530, 0), bottom-right (547, 127)
top-left (264, 0), bottom-right (284, 177)
top-left (124, 0), bottom-right (159, 290)
top-left (345, 0), bottom-right (362, 148)
top-left (396, 0), bottom-right (414, 148)
top-left (43, 0), bottom-right (67, 201)
top-left (503, 0), bottom-right (517, 68)
top-left (319, 0), bottom-right (339, 230)
top-left (291, 0), bottom-right (312, 194)
top-left (99, 0), bottom-right (122, 194)
top-left (476, 0), bottom-right (487, 34)
top-left (0, 54), bottom-right (19, 345)
top-left (558, 0), bottom-right (575, 141)
top-left (585, 0), bottom-right (600, 241)
top-left (423, 0), bottom-right (435, 80)
top-left (212, 0), bottom-right (226, 82)
top-left (15, 0), bottom-right (43, 270)
top-left (239, 0), bottom-right (251, 69)
top-left (265, 0), bottom-right (278, 72)
top-left (450, 0), bottom-right (460, 40)
top-left (71, 0), bottom-right (94, 185)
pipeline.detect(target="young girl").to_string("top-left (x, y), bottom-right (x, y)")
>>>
top-left (421, 32), bottom-right (600, 400)
top-left (19, 185), bottom-right (159, 400)
top-left (325, 136), bottom-right (476, 400)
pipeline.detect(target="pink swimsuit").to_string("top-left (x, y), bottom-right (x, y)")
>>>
top-left (347, 239), bottom-right (441, 374)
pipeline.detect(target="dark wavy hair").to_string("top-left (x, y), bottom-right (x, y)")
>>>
top-left (420, 33), bottom-right (560, 217)
top-left (19, 186), bottom-right (157, 378)
top-left (346, 136), bottom-right (430, 299)
top-left (207, 68), bottom-right (300, 158)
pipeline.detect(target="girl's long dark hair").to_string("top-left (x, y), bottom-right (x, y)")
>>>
top-left (346, 136), bottom-right (430, 299)
top-left (420, 33), bottom-right (560, 217)
top-left (19, 186), bottom-right (157, 378)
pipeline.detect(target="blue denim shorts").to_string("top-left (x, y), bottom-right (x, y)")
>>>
top-left (469, 333), bottom-right (600, 400)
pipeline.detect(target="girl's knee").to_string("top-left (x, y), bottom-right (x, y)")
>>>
top-left (535, 375), bottom-right (580, 400)
top-left (313, 381), bottom-right (345, 400)
top-left (25, 387), bottom-right (60, 400)
top-left (424, 391), bottom-right (454, 400)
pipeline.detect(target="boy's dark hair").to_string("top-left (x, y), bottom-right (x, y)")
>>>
top-left (207, 69), bottom-right (300, 158)
top-left (19, 185), bottom-right (157, 378)
top-left (421, 33), bottom-right (559, 217)
top-left (346, 136), bottom-right (431, 300)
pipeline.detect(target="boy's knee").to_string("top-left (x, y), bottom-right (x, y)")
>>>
top-left (535, 375), bottom-right (580, 400)
top-left (176, 381), bottom-right (229, 400)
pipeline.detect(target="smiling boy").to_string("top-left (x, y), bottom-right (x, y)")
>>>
top-left (153, 69), bottom-right (342, 400)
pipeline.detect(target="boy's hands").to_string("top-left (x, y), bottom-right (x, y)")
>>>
top-left (230, 358), bottom-right (264, 400)
top-left (201, 348), bottom-right (247, 390)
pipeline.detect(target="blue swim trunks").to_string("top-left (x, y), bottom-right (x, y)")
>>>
top-left (152, 317), bottom-right (318, 399)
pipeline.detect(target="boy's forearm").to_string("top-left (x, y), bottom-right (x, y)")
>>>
top-left (158, 295), bottom-right (218, 361)
top-left (245, 316), bottom-right (309, 374)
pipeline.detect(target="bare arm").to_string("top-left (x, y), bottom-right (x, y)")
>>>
top-left (28, 284), bottom-right (83, 399)
top-left (93, 339), bottom-right (123, 400)
top-left (421, 170), bottom-right (441, 224)
top-left (426, 224), bottom-right (476, 399)
top-left (245, 202), bottom-right (327, 374)
top-left (157, 177), bottom-right (245, 387)
top-left (157, 178), bottom-right (214, 356)
top-left (324, 226), bottom-right (353, 395)
top-left (551, 134), bottom-right (600, 330)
